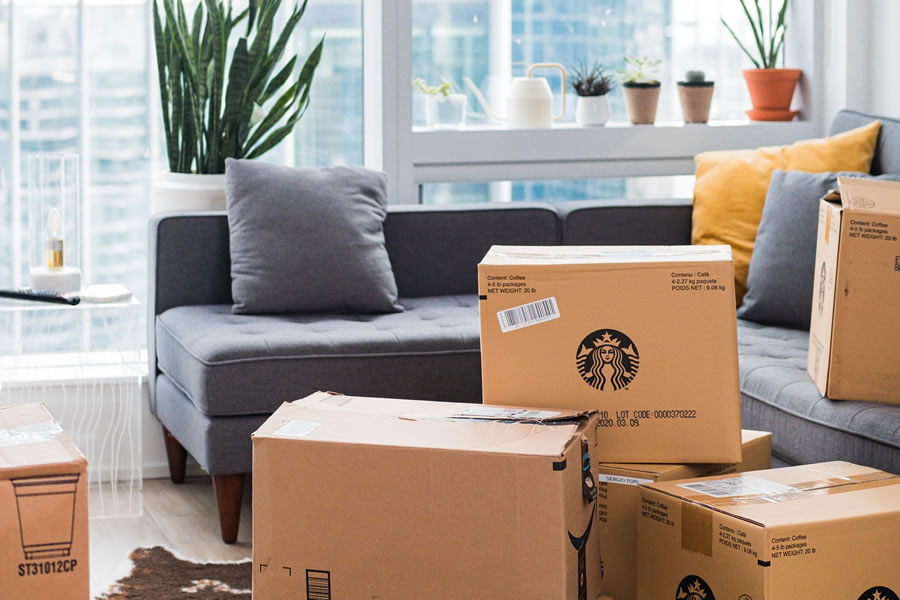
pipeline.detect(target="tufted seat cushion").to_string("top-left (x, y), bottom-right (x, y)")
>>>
top-left (156, 295), bottom-right (482, 417)
top-left (738, 319), bottom-right (900, 473)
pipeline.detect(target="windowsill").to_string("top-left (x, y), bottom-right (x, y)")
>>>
top-left (413, 118), bottom-right (810, 133)
top-left (410, 119), bottom-right (819, 183)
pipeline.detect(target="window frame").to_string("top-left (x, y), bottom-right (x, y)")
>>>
top-left (364, 0), bottom-right (826, 204)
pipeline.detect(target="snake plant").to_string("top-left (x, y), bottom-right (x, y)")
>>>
top-left (721, 0), bottom-right (788, 69)
top-left (153, 0), bottom-right (324, 174)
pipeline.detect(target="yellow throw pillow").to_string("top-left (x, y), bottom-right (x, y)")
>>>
top-left (692, 120), bottom-right (881, 305)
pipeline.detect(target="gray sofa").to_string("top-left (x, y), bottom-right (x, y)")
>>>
top-left (149, 109), bottom-right (900, 543)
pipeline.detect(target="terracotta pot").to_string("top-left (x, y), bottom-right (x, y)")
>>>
top-left (677, 83), bottom-right (714, 123)
top-left (743, 68), bottom-right (801, 111)
top-left (622, 83), bottom-right (661, 125)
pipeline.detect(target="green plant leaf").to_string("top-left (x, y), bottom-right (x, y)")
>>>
top-left (738, 0), bottom-right (767, 67)
top-left (222, 37), bottom-right (251, 159)
top-left (260, 55), bottom-right (297, 104)
top-left (721, 17), bottom-right (762, 69)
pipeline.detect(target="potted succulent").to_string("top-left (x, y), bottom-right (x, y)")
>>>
top-left (722, 0), bottom-right (800, 120)
top-left (677, 70), bottom-right (715, 123)
top-left (151, 0), bottom-right (324, 213)
top-left (619, 56), bottom-right (661, 125)
top-left (413, 78), bottom-right (467, 130)
top-left (570, 61), bottom-right (615, 127)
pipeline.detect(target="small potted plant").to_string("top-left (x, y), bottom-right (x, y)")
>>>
top-left (619, 56), bottom-right (661, 125)
top-left (413, 78), bottom-right (467, 129)
top-left (677, 70), bottom-right (715, 123)
top-left (722, 0), bottom-right (800, 120)
top-left (570, 61), bottom-right (615, 127)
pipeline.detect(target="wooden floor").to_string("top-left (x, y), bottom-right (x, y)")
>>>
top-left (89, 476), bottom-right (252, 598)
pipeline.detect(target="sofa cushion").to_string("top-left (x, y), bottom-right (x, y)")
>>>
top-left (829, 109), bottom-right (900, 175)
top-left (737, 319), bottom-right (899, 474)
top-left (225, 159), bottom-right (401, 314)
top-left (739, 170), bottom-right (900, 330)
top-left (556, 199), bottom-right (693, 245)
top-left (384, 203), bottom-right (560, 298)
top-left (155, 295), bottom-right (481, 417)
top-left (692, 120), bottom-right (881, 305)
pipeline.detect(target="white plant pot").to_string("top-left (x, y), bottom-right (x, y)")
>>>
top-left (151, 171), bottom-right (227, 215)
top-left (424, 94), bottom-right (467, 129)
top-left (575, 95), bottom-right (610, 127)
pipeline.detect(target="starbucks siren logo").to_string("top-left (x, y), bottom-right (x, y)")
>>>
top-left (576, 329), bottom-right (639, 391)
top-left (675, 575), bottom-right (715, 600)
top-left (859, 587), bottom-right (900, 600)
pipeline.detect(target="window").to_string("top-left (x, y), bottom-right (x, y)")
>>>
top-left (422, 175), bottom-right (695, 204)
top-left (411, 0), bottom-right (772, 128)
top-left (0, 0), bottom-right (364, 353)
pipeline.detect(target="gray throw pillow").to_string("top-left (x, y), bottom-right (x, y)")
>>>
top-left (226, 159), bottom-right (402, 314)
top-left (739, 170), bottom-right (900, 329)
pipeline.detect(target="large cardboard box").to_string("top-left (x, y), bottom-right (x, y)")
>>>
top-left (252, 391), bottom-right (604, 599)
top-left (637, 462), bottom-right (900, 600)
top-left (808, 177), bottom-right (900, 404)
top-left (0, 404), bottom-right (89, 599)
top-left (595, 430), bottom-right (771, 600)
top-left (478, 245), bottom-right (742, 463)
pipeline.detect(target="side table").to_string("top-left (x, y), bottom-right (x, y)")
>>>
top-left (0, 297), bottom-right (144, 517)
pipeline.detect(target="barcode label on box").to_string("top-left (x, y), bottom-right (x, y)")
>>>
top-left (677, 475), bottom-right (797, 498)
top-left (306, 570), bottom-right (331, 600)
top-left (271, 420), bottom-right (320, 438)
top-left (454, 406), bottom-right (560, 420)
top-left (497, 297), bottom-right (560, 332)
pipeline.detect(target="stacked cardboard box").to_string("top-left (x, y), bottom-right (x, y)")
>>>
top-left (595, 430), bottom-right (771, 600)
top-left (808, 177), bottom-right (900, 405)
top-left (0, 404), bottom-right (89, 599)
top-left (478, 245), bottom-right (742, 463)
top-left (253, 392), bottom-right (604, 599)
top-left (637, 462), bottom-right (900, 599)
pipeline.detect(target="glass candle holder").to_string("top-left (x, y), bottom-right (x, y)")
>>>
top-left (27, 154), bottom-right (81, 293)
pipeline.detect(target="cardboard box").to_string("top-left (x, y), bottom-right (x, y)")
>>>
top-left (0, 404), bottom-right (89, 599)
top-left (637, 462), bottom-right (900, 600)
top-left (478, 245), bottom-right (742, 463)
top-left (253, 391), bottom-right (603, 600)
top-left (808, 177), bottom-right (900, 404)
top-left (595, 430), bottom-right (771, 600)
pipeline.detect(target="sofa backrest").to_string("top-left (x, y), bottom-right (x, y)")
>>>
top-left (830, 109), bottom-right (900, 175)
top-left (384, 202), bottom-right (559, 297)
top-left (557, 198), bottom-right (693, 246)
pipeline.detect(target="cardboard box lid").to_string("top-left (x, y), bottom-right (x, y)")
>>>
top-left (598, 430), bottom-right (771, 479)
top-left (0, 403), bottom-right (86, 479)
top-left (832, 176), bottom-right (900, 215)
top-left (480, 245), bottom-right (733, 266)
top-left (644, 462), bottom-right (900, 527)
top-left (253, 391), bottom-right (596, 459)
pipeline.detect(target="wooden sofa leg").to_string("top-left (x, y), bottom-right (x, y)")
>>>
top-left (212, 474), bottom-right (245, 544)
top-left (162, 426), bottom-right (187, 484)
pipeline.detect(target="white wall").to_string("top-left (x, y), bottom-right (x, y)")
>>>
top-left (867, 0), bottom-right (900, 119)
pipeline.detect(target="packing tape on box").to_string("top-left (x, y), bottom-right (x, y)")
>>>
top-left (0, 420), bottom-right (64, 447)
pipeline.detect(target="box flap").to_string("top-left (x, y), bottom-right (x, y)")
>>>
top-left (480, 245), bottom-right (733, 266)
top-left (0, 403), bottom-right (86, 478)
top-left (837, 176), bottom-right (900, 215)
top-left (644, 462), bottom-right (899, 527)
top-left (252, 392), bottom-right (594, 459)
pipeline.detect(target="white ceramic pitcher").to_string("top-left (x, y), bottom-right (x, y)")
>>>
top-left (465, 63), bottom-right (567, 129)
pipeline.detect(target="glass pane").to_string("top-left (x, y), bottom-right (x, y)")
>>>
top-left (0, 1), bottom-right (10, 289)
top-left (421, 175), bottom-right (695, 204)
top-left (86, 1), bottom-right (150, 327)
top-left (412, 0), bottom-right (763, 127)
top-left (292, 0), bottom-right (363, 167)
